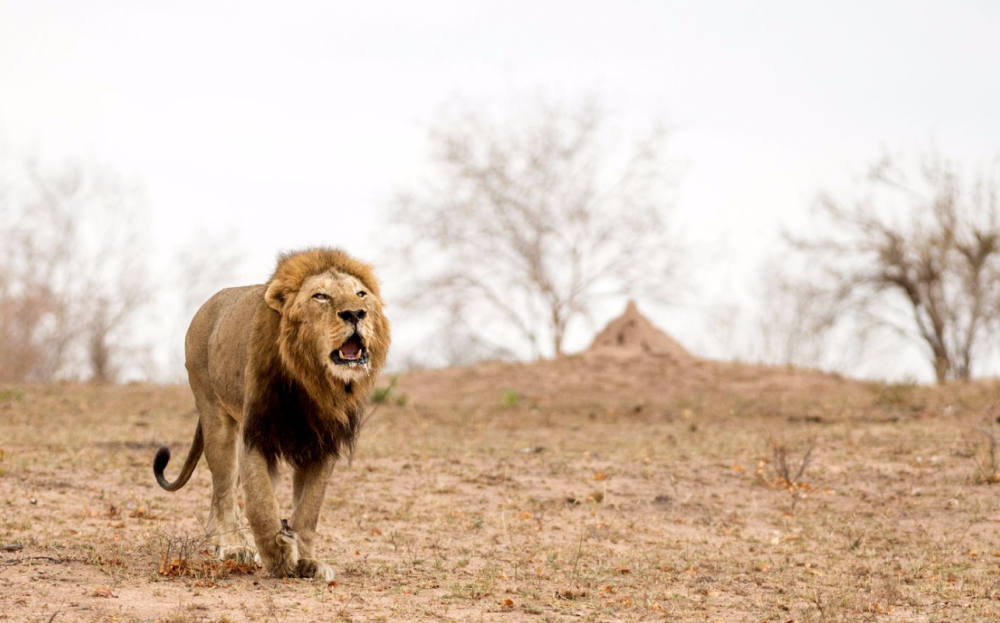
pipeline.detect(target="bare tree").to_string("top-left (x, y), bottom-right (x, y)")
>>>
top-left (787, 149), bottom-right (1000, 383)
top-left (388, 100), bottom-right (682, 360)
top-left (0, 155), bottom-right (150, 383)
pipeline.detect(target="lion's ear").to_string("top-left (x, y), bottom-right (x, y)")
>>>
top-left (264, 280), bottom-right (290, 313)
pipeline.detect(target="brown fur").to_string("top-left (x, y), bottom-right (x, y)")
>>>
top-left (153, 247), bottom-right (390, 578)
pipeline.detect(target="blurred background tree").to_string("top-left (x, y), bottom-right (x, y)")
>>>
top-left (0, 155), bottom-right (151, 383)
top-left (783, 149), bottom-right (1000, 383)
top-left (387, 99), bottom-right (683, 360)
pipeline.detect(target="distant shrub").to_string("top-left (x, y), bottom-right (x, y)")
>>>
top-left (371, 384), bottom-right (394, 404)
top-left (370, 376), bottom-right (408, 406)
top-left (761, 436), bottom-right (816, 511)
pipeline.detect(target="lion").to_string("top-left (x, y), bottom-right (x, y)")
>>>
top-left (152, 247), bottom-right (390, 580)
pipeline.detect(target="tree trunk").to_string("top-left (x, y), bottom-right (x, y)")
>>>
top-left (550, 307), bottom-right (566, 358)
top-left (88, 299), bottom-right (114, 384)
top-left (89, 329), bottom-right (112, 383)
top-left (933, 355), bottom-right (950, 385)
top-left (552, 332), bottom-right (564, 358)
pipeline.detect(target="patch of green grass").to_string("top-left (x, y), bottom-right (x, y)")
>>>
top-left (499, 389), bottom-right (520, 408)
top-left (0, 388), bottom-right (24, 403)
top-left (371, 376), bottom-right (409, 406)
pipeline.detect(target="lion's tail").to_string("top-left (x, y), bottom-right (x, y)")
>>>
top-left (153, 421), bottom-right (204, 492)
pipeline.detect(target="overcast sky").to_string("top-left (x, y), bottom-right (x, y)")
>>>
top-left (2, 1), bottom-right (999, 380)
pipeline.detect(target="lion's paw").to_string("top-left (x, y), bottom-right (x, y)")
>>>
top-left (296, 558), bottom-right (335, 582)
top-left (217, 545), bottom-right (257, 566)
top-left (263, 520), bottom-right (300, 577)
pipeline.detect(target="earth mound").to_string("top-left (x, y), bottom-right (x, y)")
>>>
top-left (397, 300), bottom-right (848, 410)
top-left (586, 301), bottom-right (691, 362)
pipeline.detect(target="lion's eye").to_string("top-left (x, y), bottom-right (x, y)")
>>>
top-left (357, 291), bottom-right (367, 298)
top-left (312, 293), bottom-right (330, 302)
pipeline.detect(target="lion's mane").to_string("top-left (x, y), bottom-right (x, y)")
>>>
top-left (242, 248), bottom-right (391, 468)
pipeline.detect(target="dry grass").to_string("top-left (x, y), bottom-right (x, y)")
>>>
top-left (3, 372), bottom-right (1000, 621)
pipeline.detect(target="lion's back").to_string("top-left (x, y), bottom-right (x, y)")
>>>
top-left (185, 285), bottom-right (266, 416)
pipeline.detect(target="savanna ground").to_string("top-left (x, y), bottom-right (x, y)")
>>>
top-left (4, 353), bottom-right (1000, 622)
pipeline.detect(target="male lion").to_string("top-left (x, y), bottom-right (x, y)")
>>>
top-left (153, 248), bottom-right (390, 580)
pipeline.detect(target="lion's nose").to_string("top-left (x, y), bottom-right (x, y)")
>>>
top-left (338, 309), bottom-right (366, 324)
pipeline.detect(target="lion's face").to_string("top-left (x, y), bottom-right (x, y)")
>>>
top-left (263, 249), bottom-right (390, 394)
top-left (284, 271), bottom-right (384, 383)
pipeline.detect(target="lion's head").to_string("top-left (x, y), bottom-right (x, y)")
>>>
top-left (263, 248), bottom-right (390, 391)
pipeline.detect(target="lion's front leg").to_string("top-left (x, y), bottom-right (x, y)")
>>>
top-left (290, 456), bottom-right (336, 581)
top-left (240, 445), bottom-right (299, 577)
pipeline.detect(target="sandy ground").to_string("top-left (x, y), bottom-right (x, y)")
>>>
top-left (4, 350), bottom-right (1000, 621)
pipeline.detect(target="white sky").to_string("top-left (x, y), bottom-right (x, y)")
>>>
top-left (2, 1), bottom-right (999, 380)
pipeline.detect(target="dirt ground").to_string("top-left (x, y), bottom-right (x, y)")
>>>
top-left (4, 352), bottom-right (1000, 621)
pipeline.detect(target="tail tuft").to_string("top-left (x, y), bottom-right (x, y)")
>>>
top-left (154, 446), bottom-right (171, 472)
top-left (153, 446), bottom-right (172, 489)
top-left (152, 422), bottom-right (204, 492)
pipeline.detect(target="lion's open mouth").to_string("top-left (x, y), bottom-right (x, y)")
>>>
top-left (331, 333), bottom-right (368, 366)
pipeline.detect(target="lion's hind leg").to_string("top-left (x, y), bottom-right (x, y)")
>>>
top-left (197, 397), bottom-right (254, 563)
